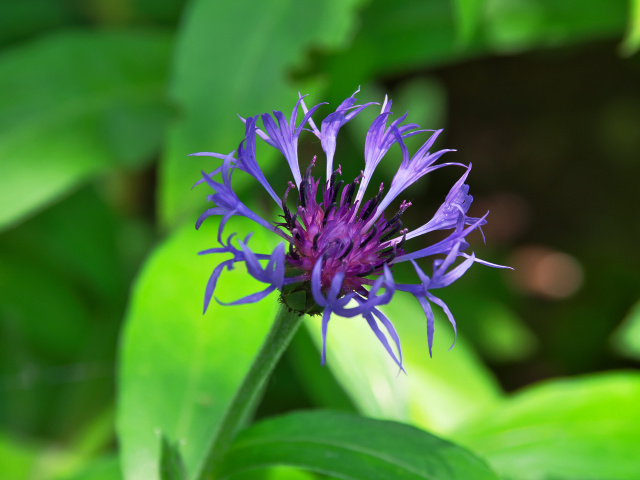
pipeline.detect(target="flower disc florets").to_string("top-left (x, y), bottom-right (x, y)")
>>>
top-left (281, 159), bottom-right (408, 295)
top-left (193, 89), bottom-right (508, 368)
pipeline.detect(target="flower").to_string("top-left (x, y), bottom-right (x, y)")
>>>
top-left (193, 89), bottom-right (507, 369)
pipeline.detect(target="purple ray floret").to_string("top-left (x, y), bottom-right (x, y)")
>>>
top-left (194, 91), bottom-right (509, 369)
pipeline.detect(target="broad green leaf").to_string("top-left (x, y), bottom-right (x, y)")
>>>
top-left (304, 293), bottom-right (502, 435)
top-left (610, 299), bottom-right (640, 360)
top-left (454, 0), bottom-right (486, 44)
top-left (621, 0), bottom-right (640, 55)
top-left (217, 411), bottom-right (500, 480)
top-left (117, 219), bottom-right (281, 480)
top-left (0, 30), bottom-right (172, 230)
top-left (160, 0), bottom-right (366, 229)
top-left (452, 372), bottom-right (640, 480)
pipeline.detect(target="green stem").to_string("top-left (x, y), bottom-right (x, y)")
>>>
top-left (197, 305), bottom-right (303, 480)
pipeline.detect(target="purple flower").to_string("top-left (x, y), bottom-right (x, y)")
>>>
top-left (193, 89), bottom-right (508, 369)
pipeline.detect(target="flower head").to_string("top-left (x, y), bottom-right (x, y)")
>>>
top-left (193, 89), bottom-right (508, 369)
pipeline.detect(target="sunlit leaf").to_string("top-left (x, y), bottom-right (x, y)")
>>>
top-left (0, 431), bottom-right (38, 480)
top-left (620, 0), bottom-right (640, 55)
top-left (610, 299), bottom-right (640, 361)
top-left (304, 294), bottom-right (503, 435)
top-left (226, 466), bottom-right (316, 480)
top-left (117, 219), bottom-right (281, 480)
top-left (217, 411), bottom-right (500, 480)
top-left (0, 30), bottom-right (172, 230)
top-left (59, 455), bottom-right (122, 480)
top-left (159, 0), bottom-right (366, 229)
top-left (452, 372), bottom-right (640, 480)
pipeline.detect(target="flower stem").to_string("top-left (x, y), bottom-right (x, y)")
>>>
top-left (198, 305), bottom-right (303, 480)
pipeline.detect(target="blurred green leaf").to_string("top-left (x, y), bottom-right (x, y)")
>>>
top-left (483, 0), bottom-right (626, 53)
top-left (323, 0), bottom-right (626, 95)
top-left (610, 299), bottom-right (640, 360)
top-left (217, 411), bottom-right (500, 480)
top-left (287, 326), bottom-right (356, 413)
top-left (452, 372), bottom-right (640, 480)
top-left (0, 1), bottom-right (81, 46)
top-left (621, 0), bottom-right (640, 55)
top-left (117, 220), bottom-right (281, 480)
top-left (0, 186), bottom-right (136, 437)
top-left (0, 30), bottom-right (172, 230)
top-left (444, 292), bottom-right (537, 363)
top-left (225, 466), bottom-right (316, 480)
top-left (0, 186), bottom-right (126, 299)
top-left (160, 436), bottom-right (187, 480)
top-left (59, 455), bottom-right (122, 480)
top-left (304, 294), bottom-right (502, 435)
top-left (454, 0), bottom-right (486, 44)
top-left (160, 0), bottom-right (366, 229)
top-left (0, 431), bottom-right (38, 480)
top-left (0, 429), bottom-right (120, 480)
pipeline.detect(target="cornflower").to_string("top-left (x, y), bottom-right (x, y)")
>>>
top-left (193, 90), bottom-right (506, 369)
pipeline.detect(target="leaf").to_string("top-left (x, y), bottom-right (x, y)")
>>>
top-left (0, 30), bottom-right (172, 230)
top-left (0, 426), bottom-right (119, 480)
top-left (453, 0), bottom-right (486, 45)
top-left (443, 292), bottom-right (537, 363)
top-left (217, 411), bottom-right (500, 480)
top-left (621, 0), bottom-right (640, 55)
top-left (610, 299), bottom-right (640, 361)
top-left (117, 219), bottom-right (281, 480)
top-left (160, 436), bottom-right (187, 480)
top-left (482, 0), bottom-right (626, 53)
top-left (322, 0), bottom-right (626, 95)
top-left (0, 431), bottom-right (39, 480)
top-left (159, 0), bottom-right (366, 229)
top-left (451, 372), bottom-right (640, 480)
top-left (303, 293), bottom-right (502, 435)
top-left (59, 455), bottom-right (123, 480)
top-left (225, 466), bottom-right (317, 480)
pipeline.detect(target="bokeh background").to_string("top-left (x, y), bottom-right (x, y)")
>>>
top-left (1, 0), bottom-right (639, 479)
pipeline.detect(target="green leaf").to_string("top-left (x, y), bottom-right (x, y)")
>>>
top-left (159, 0), bottom-right (366, 229)
top-left (217, 411), bottom-right (500, 480)
top-left (225, 466), bottom-right (317, 480)
top-left (0, 431), bottom-right (39, 480)
top-left (303, 293), bottom-right (502, 435)
top-left (452, 372), bottom-right (640, 480)
top-left (621, 0), bottom-right (640, 55)
top-left (453, 0), bottom-right (486, 45)
top-left (59, 455), bottom-right (123, 480)
top-left (0, 427), bottom-right (120, 480)
top-left (0, 30), bottom-right (172, 230)
top-left (323, 0), bottom-right (626, 95)
top-left (160, 436), bottom-right (187, 480)
top-left (611, 299), bottom-right (640, 361)
top-left (482, 0), bottom-right (626, 53)
top-left (117, 219), bottom-right (281, 480)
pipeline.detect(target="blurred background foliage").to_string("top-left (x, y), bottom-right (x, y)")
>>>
top-left (1, 0), bottom-right (639, 479)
